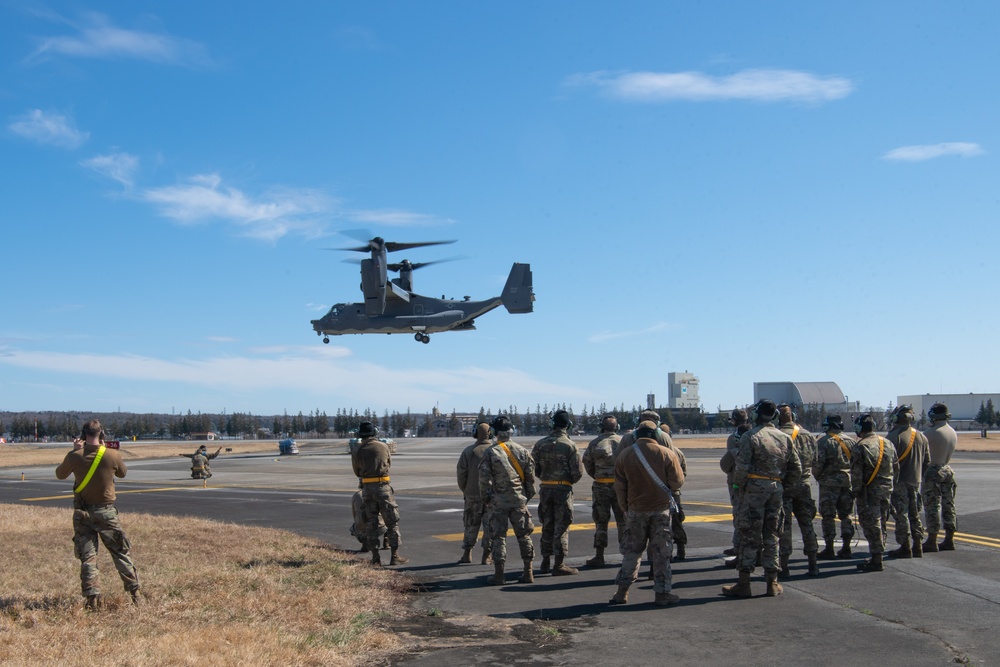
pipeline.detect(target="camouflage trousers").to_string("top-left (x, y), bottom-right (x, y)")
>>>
top-left (891, 482), bottom-right (924, 545)
top-left (351, 491), bottom-right (385, 547)
top-left (590, 482), bottom-right (623, 550)
top-left (616, 509), bottom-right (674, 594)
top-left (672, 493), bottom-right (687, 547)
top-left (855, 484), bottom-right (891, 555)
top-left (485, 504), bottom-right (534, 564)
top-left (779, 481), bottom-right (819, 557)
top-left (728, 473), bottom-right (740, 549)
top-left (461, 495), bottom-right (491, 554)
top-left (923, 464), bottom-right (958, 534)
top-left (538, 485), bottom-right (574, 557)
top-left (362, 483), bottom-right (401, 551)
top-left (818, 483), bottom-right (855, 544)
top-left (72, 502), bottom-right (139, 597)
top-left (735, 480), bottom-right (783, 573)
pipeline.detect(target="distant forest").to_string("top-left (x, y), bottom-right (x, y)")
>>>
top-left (0, 401), bottom-right (865, 443)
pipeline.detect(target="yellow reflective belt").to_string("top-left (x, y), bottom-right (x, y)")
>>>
top-left (898, 428), bottom-right (917, 464)
top-left (74, 445), bottom-right (106, 495)
top-left (595, 477), bottom-right (615, 484)
top-left (361, 476), bottom-right (390, 484)
top-left (748, 473), bottom-right (781, 481)
top-left (540, 480), bottom-right (573, 486)
top-left (831, 434), bottom-right (851, 461)
top-left (865, 437), bottom-right (885, 487)
top-left (497, 442), bottom-right (525, 483)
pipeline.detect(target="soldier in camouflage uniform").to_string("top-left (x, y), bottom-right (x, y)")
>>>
top-left (721, 408), bottom-right (750, 564)
top-left (180, 445), bottom-right (222, 479)
top-left (776, 405), bottom-right (820, 577)
top-left (351, 421), bottom-right (407, 566)
top-left (620, 410), bottom-right (688, 561)
top-left (456, 421), bottom-right (494, 565)
top-left (582, 414), bottom-right (623, 568)
top-left (922, 403), bottom-right (959, 552)
top-left (812, 414), bottom-right (855, 559)
top-left (850, 414), bottom-right (899, 572)
top-left (722, 400), bottom-right (800, 598)
top-left (886, 405), bottom-right (929, 558)
top-left (350, 489), bottom-right (386, 552)
top-left (608, 421), bottom-right (685, 606)
top-left (532, 409), bottom-right (584, 576)
top-left (479, 415), bottom-right (536, 585)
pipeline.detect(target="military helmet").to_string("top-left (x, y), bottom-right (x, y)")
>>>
top-left (853, 414), bottom-right (876, 435)
top-left (358, 421), bottom-right (378, 438)
top-left (491, 415), bottom-right (514, 433)
top-left (928, 403), bottom-right (951, 421)
top-left (729, 408), bottom-right (748, 426)
top-left (639, 409), bottom-right (661, 425)
top-left (822, 414), bottom-right (844, 431)
top-left (552, 409), bottom-right (573, 429)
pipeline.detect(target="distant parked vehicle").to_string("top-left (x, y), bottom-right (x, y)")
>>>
top-left (278, 438), bottom-right (299, 455)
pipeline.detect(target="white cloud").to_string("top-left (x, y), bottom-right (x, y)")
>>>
top-left (28, 12), bottom-right (212, 66)
top-left (141, 173), bottom-right (334, 241)
top-left (589, 321), bottom-right (677, 343)
top-left (882, 142), bottom-right (985, 162)
top-left (345, 209), bottom-right (456, 227)
top-left (81, 151), bottom-right (139, 187)
top-left (8, 109), bottom-right (89, 148)
top-left (566, 68), bottom-right (853, 104)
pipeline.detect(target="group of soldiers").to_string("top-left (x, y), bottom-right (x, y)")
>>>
top-left (720, 399), bottom-right (959, 598)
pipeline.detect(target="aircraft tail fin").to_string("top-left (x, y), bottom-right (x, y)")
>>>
top-left (501, 263), bottom-right (534, 314)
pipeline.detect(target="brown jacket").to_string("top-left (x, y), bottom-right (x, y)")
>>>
top-left (614, 438), bottom-right (684, 513)
top-left (55, 444), bottom-right (127, 505)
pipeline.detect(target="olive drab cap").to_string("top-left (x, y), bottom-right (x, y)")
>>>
top-left (751, 400), bottom-right (778, 421)
top-left (635, 420), bottom-right (659, 439)
top-left (358, 421), bottom-right (378, 438)
top-left (552, 410), bottom-right (572, 429)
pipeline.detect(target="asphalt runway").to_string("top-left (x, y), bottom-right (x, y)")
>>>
top-left (4, 437), bottom-right (999, 666)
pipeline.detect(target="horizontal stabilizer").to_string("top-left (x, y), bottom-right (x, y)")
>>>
top-left (501, 263), bottom-right (534, 314)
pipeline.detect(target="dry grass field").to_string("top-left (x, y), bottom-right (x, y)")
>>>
top-left (0, 504), bottom-right (409, 667)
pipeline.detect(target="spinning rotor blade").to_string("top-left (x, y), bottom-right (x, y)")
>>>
top-left (386, 256), bottom-right (464, 272)
top-left (383, 239), bottom-right (456, 254)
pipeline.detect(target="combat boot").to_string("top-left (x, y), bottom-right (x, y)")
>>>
top-left (487, 560), bottom-right (506, 586)
top-left (457, 548), bottom-right (472, 564)
top-left (722, 570), bottom-right (752, 598)
top-left (539, 555), bottom-right (551, 574)
top-left (817, 541), bottom-right (837, 560)
top-left (807, 552), bottom-right (820, 577)
top-left (518, 559), bottom-right (534, 583)
top-left (655, 591), bottom-right (680, 606)
top-left (608, 584), bottom-right (630, 605)
top-left (389, 549), bottom-right (409, 565)
top-left (940, 529), bottom-right (956, 551)
top-left (857, 553), bottom-right (884, 572)
top-left (765, 570), bottom-right (783, 597)
top-left (84, 594), bottom-right (102, 611)
top-left (585, 548), bottom-right (605, 568)
top-left (724, 556), bottom-right (739, 569)
top-left (129, 589), bottom-right (141, 606)
top-left (370, 549), bottom-right (382, 566)
top-left (481, 550), bottom-right (493, 565)
top-left (923, 532), bottom-right (939, 553)
top-left (674, 542), bottom-right (686, 562)
top-left (887, 541), bottom-right (912, 559)
top-left (837, 544), bottom-right (853, 559)
top-left (723, 547), bottom-right (737, 556)
top-left (778, 553), bottom-right (791, 580)
top-left (551, 555), bottom-right (579, 576)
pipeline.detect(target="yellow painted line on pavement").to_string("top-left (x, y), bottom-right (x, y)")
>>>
top-left (22, 487), bottom-right (195, 502)
top-left (432, 513), bottom-right (734, 542)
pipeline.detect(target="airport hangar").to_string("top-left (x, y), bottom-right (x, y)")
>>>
top-left (897, 392), bottom-right (1000, 430)
top-left (753, 381), bottom-right (853, 412)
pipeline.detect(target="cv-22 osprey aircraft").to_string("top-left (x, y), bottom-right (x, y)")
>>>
top-left (311, 236), bottom-right (534, 344)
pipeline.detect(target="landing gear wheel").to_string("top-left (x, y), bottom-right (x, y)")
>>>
top-left (420, 335), bottom-right (430, 344)
top-left (414, 333), bottom-right (423, 342)
top-left (322, 337), bottom-right (330, 344)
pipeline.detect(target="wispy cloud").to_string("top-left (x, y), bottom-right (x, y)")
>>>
top-left (81, 151), bottom-right (139, 188)
top-left (141, 173), bottom-right (334, 241)
top-left (345, 209), bottom-right (456, 227)
top-left (8, 109), bottom-right (89, 148)
top-left (882, 142), bottom-right (985, 162)
top-left (566, 68), bottom-right (853, 104)
top-left (589, 321), bottom-right (677, 343)
top-left (28, 12), bottom-right (212, 67)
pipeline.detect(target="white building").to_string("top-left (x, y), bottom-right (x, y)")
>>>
top-left (897, 393), bottom-right (1000, 429)
top-left (668, 372), bottom-right (700, 409)
top-left (753, 381), bottom-right (849, 411)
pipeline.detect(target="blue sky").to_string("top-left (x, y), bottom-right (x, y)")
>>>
top-left (2, 2), bottom-right (998, 417)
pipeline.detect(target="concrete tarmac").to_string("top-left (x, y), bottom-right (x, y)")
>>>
top-left (4, 437), bottom-right (999, 666)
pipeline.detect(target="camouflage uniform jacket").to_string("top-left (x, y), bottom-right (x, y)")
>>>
top-left (850, 433), bottom-right (899, 493)
top-left (886, 425), bottom-right (929, 486)
top-left (479, 439), bottom-right (536, 509)
top-left (779, 422), bottom-right (818, 482)
top-left (614, 437), bottom-right (684, 512)
top-left (457, 438), bottom-right (492, 499)
top-left (813, 431), bottom-right (855, 488)
top-left (583, 432), bottom-right (621, 480)
top-left (56, 444), bottom-right (127, 505)
top-left (734, 423), bottom-right (801, 490)
top-left (351, 437), bottom-right (392, 479)
top-left (532, 429), bottom-right (583, 484)
top-left (620, 428), bottom-right (686, 475)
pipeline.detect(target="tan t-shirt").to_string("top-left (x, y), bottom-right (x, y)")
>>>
top-left (55, 444), bottom-right (127, 505)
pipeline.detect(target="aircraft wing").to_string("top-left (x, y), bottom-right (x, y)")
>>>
top-left (387, 282), bottom-right (411, 302)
